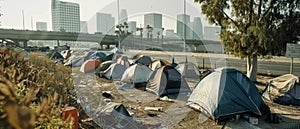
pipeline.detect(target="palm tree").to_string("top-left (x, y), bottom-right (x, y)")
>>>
top-left (146, 25), bottom-right (153, 41)
top-left (115, 22), bottom-right (129, 49)
top-left (136, 25), bottom-right (143, 49)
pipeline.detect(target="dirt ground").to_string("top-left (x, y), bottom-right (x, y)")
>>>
top-left (70, 67), bottom-right (300, 129)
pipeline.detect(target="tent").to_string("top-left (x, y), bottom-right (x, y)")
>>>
top-left (89, 51), bottom-right (107, 61)
top-left (64, 55), bottom-right (85, 67)
top-left (121, 64), bottom-right (153, 86)
top-left (146, 66), bottom-right (191, 96)
top-left (100, 63), bottom-right (127, 80)
top-left (110, 47), bottom-right (123, 54)
top-left (106, 53), bottom-right (114, 60)
top-left (94, 60), bottom-right (115, 74)
top-left (80, 59), bottom-right (102, 73)
top-left (94, 102), bottom-right (139, 129)
top-left (263, 74), bottom-right (300, 106)
top-left (176, 61), bottom-right (200, 88)
top-left (176, 61), bottom-right (200, 79)
top-left (149, 59), bottom-right (171, 71)
top-left (116, 55), bottom-right (131, 68)
top-left (187, 68), bottom-right (267, 122)
top-left (49, 51), bottom-right (64, 60)
top-left (133, 55), bottom-right (152, 66)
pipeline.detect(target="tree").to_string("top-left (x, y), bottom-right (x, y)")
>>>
top-left (195, 0), bottom-right (300, 81)
top-left (146, 25), bottom-right (153, 41)
top-left (115, 22), bottom-right (129, 49)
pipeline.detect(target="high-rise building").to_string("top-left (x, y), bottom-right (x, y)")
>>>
top-left (177, 14), bottom-right (190, 39)
top-left (80, 21), bottom-right (88, 33)
top-left (96, 12), bottom-right (115, 35)
top-left (51, 0), bottom-right (80, 32)
top-left (120, 9), bottom-right (128, 24)
top-left (36, 22), bottom-right (47, 31)
top-left (204, 26), bottom-right (221, 41)
top-left (144, 13), bottom-right (163, 38)
top-left (191, 17), bottom-right (203, 40)
top-left (128, 21), bottom-right (136, 34)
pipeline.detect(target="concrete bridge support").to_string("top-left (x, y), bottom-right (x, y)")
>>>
top-left (57, 40), bottom-right (60, 46)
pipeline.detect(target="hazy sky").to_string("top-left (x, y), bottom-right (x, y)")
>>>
top-left (0, 0), bottom-right (214, 32)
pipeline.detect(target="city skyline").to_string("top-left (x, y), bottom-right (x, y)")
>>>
top-left (0, 0), bottom-right (216, 30)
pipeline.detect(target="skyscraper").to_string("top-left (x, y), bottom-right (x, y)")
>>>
top-left (96, 12), bottom-right (115, 35)
top-left (36, 22), bottom-right (47, 31)
top-left (204, 26), bottom-right (221, 41)
top-left (177, 14), bottom-right (190, 39)
top-left (191, 17), bottom-right (203, 40)
top-left (80, 21), bottom-right (88, 33)
top-left (128, 21), bottom-right (137, 34)
top-left (120, 9), bottom-right (128, 24)
top-left (51, 0), bottom-right (80, 32)
top-left (144, 13), bottom-right (162, 38)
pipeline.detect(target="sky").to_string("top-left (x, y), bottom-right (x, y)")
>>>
top-left (0, 0), bottom-right (215, 33)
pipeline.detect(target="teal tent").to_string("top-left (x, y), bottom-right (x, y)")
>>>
top-left (187, 68), bottom-right (268, 122)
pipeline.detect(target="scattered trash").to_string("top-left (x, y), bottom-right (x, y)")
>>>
top-left (77, 84), bottom-right (87, 88)
top-left (158, 96), bottom-right (174, 102)
top-left (144, 107), bottom-right (163, 112)
top-left (81, 118), bottom-right (93, 122)
top-left (104, 99), bottom-right (111, 102)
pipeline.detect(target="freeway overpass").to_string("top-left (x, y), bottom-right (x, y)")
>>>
top-left (0, 28), bottom-right (117, 47)
top-left (0, 28), bottom-right (216, 50)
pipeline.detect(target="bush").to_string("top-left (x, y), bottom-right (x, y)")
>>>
top-left (0, 48), bottom-right (75, 129)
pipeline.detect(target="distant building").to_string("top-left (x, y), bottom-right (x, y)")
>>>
top-left (128, 21), bottom-right (137, 34)
top-left (96, 12), bottom-right (115, 35)
top-left (36, 22), bottom-right (47, 31)
top-left (120, 9), bottom-right (128, 24)
top-left (204, 26), bottom-right (221, 41)
top-left (144, 13), bottom-right (163, 38)
top-left (177, 14), bottom-right (191, 40)
top-left (191, 17), bottom-right (203, 40)
top-left (51, 0), bottom-right (80, 32)
top-left (165, 29), bottom-right (178, 38)
top-left (80, 21), bottom-right (88, 33)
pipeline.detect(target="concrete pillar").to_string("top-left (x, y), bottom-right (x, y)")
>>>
top-left (99, 43), bottom-right (103, 49)
top-left (23, 40), bottom-right (28, 48)
top-left (57, 40), bottom-right (60, 46)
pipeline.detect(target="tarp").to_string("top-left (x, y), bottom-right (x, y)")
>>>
top-left (93, 102), bottom-right (139, 129)
top-left (146, 66), bottom-right (191, 96)
top-left (80, 59), bottom-right (102, 73)
top-left (121, 64), bottom-right (153, 84)
top-left (263, 74), bottom-right (300, 106)
top-left (187, 68), bottom-right (266, 122)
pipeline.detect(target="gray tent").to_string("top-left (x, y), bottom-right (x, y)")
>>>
top-left (134, 55), bottom-right (152, 66)
top-left (187, 68), bottom-right (267, 122)
top-left (100, 63), bottom-right (127, 80)
top-left (263, 74), bottom-right (300, 106)
top-left (146, 66), bottom-right (191, 96)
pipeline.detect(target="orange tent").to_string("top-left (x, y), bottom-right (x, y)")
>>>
top-left (80, 59), bottom-right (102, 73)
